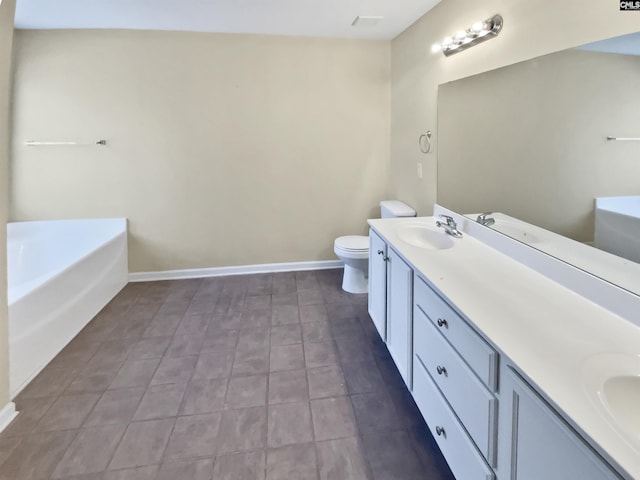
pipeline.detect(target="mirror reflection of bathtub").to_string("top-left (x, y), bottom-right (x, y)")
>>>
top-left (7, 218), bottom-right (128, 397)
top-left (595, 196), bottom-right (640, 264)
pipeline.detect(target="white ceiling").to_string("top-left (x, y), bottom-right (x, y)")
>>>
top-left (14, 0), bottom-right (441, 40)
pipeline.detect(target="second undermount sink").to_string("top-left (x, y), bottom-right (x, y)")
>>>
top-left (582, 353), bottom-right (640, 442)
top-left (395, 223), bottom-right (455, 250)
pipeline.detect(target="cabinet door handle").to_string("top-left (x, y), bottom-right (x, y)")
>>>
top-left (437, 318), bottom-right (448, 328)
top-left (435, 426), bottom-right (445, 437)
top-left (436, 366), bottom-right (447, 376)
top-left (377, 250), bottom-right (389, 261)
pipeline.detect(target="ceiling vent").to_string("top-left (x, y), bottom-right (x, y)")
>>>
top-left (351, 16), bottom-right (383, 27)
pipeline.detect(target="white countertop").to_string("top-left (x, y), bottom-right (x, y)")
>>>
top-left (368, 215), bottom-right (640, 479)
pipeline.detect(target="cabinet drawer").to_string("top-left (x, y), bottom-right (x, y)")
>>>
top-left (414, 308), bottom-right (497, 465)
top-left (414, 276), bottom-right (498, 390)
top-left (412, 357), bottom-right (495, 480)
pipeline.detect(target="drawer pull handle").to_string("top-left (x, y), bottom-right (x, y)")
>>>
top-left (436, 366), bottom-right (447, 376)
top-left (437, 318), bottom-right (448, 328)
top-left (435, 426), bottom-right (445, 437)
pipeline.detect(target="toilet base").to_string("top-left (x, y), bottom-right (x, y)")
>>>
top-left (341, 263), bottom-right (368, 294)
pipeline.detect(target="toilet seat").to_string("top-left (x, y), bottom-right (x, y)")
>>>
top-left (334, 235), bottom-right (369, 259)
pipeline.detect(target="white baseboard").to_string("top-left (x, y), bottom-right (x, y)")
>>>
top-left (0, 402), bottom-right (17, 434)
top-left (129, 260), bottom-right (344, 282)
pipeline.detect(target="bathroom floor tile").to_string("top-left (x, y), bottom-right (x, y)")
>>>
top-left (350, 391), bottom-right (403, 435)
top-left (151, 355), bottom-right (198, 385)
top-left (307, 365), bottom-right (347, 399)
top-left (232, 347), bottom-right (270, 376)
top-left (51, 424), bottom-right (127, 478)
top-left (166, 334), bottom-right (205, 358)
top-left (217, 406), bottom-right (267, 454)
top-left (303, 341), bottom-right (339, 369)
top-left (212, 451), bottom-right (266, 480)
top-left (2, 270), bottom-right (454, 480)
top-left (316, 437), bottom-right (372, 480)
top-left (133, 383), bottom-right (186, 421)
top-left (84, 387), bottom-right (145, 427)
top-left (310, 396), bottom-right (358, 441)
top-left (128, 336), bottom-right (172, 360)
top-left (0, 430), bottom-right (77, 480)
top-left (108, 418), bottom-right (175, 470)
top-left (269, 344), bottom-right (304, 372)
top-left (180, 378), bottom-right (228, 415)
top-left (270, 324), bottom-right (302, 346)
top-left (267, 401), bottom-right (313, 448)
top-left (109, 358), bottom-right (160, 389)
top-left (301, 321), bottom-right (332, 343)
top-left (224, 375), bottom-right (268, 409)
top-left (157, 458), bottom-right (214, 480)
top-left (361, 430), bottom-right (426, 480)
top-left (193, 351), bottom-right (235, 380)
top-left (163, 413), bottom-right (221, 461)
top-left (271, 305), bottom-right (300, 326)
top-left (268, 369), bottom-right (309, 405)
top-left (299, 304), bottom-right (328, 324)
top-left (266, 443), bottom-right (317, 480)
top-left (35, 393), bottom-right (100, 432)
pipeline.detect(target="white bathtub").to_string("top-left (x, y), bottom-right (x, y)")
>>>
top-left (595, 196), bottom-right (640, 264)
top-left (7, 218), bottom-right (128, 397)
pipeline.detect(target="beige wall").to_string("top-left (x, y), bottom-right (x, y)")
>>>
top-left (390, 0), bottom-right (640, 216)
top-left (11, 30), bottom-right (390, 272)
top-left (0, 0), bottom-right (16, 407)
top-left (438, 49), bottom-right (640, 242)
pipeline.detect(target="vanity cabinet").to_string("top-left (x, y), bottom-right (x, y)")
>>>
top-left (368, 229), bottom-right (413, 388)
top-left (367, 223), bottom-right (629, 480)
top-left (500, 368), bottom-right (622, 480)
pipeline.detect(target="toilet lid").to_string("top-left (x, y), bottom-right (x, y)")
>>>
top-left (335, 235), bottom-right (369, 251)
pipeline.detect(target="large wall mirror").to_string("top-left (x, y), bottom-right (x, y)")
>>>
top-left (437, 32), bottom-right (640, 296)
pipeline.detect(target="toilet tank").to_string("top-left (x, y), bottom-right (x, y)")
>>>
top-left (380, 200), bottom-right (416, 218)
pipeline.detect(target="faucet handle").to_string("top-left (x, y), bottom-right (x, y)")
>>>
top-left (438, 214), bottom-right (456, 227)
top-left (477, 212), bottom-right (493, 221)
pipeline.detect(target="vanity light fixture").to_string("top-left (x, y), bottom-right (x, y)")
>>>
top-left (433, 14), bottom-right (503, 57)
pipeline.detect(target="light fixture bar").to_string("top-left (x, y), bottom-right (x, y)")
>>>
top-left (436, 14), bottom-right (503, 57)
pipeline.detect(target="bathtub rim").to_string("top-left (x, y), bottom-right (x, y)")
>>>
top-left (7, 217), bottom-right (127, 305)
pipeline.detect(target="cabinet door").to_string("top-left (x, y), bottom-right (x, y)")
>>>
top-left (386, 248), bottom-right (413, 388)
top-left (368, 230), bottom-right (387, 340)
top-left (500, 368), bottom-right (622, 480)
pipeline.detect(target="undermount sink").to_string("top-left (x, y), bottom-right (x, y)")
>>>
top-left (582, 353), bottom-right (640, 442)
top-left (603, 376), bottom-right (640, 436)
top-left (395, 223), bottom-right (455, 250)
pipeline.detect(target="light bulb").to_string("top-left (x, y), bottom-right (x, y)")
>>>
top-left (431, 43), bottom-right (442, 53)
top-left (471, 21), bottom-right (485, 33)
top-left (441, 37), bottom-right (453, 46)
top-left (455, 30), bottom-right (467, 41)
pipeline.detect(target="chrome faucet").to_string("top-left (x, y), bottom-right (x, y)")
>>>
top-left (436, 215), bottom-right (463, 238)
top-left (476, 212), bottom-right (495, 227)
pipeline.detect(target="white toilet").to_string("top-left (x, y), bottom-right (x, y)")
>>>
top-left (334, 200), bottom-right (416, 294)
